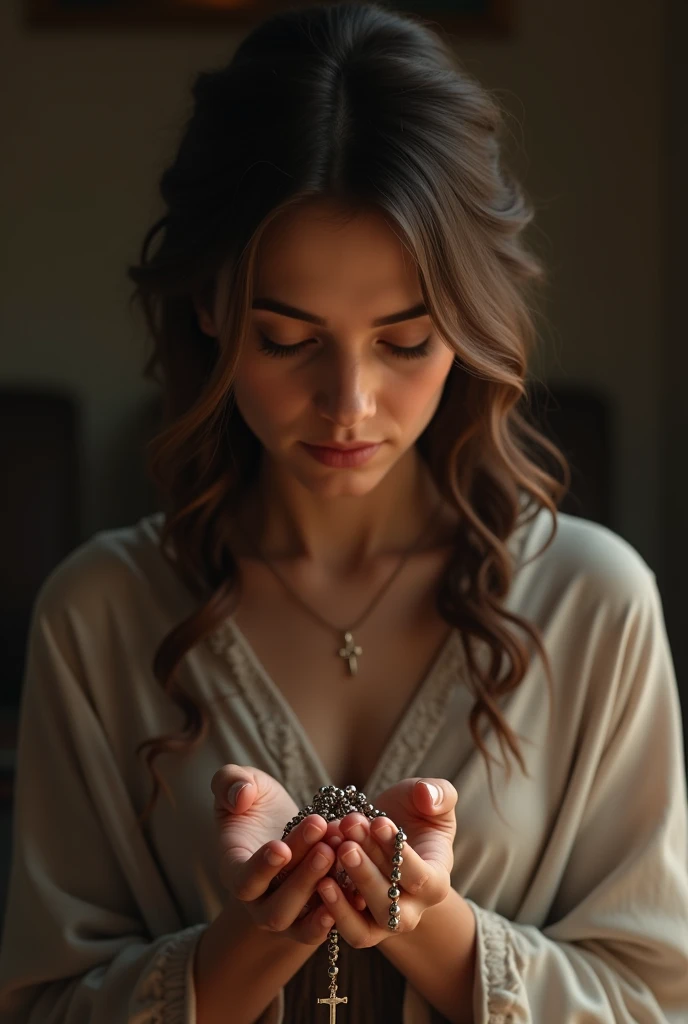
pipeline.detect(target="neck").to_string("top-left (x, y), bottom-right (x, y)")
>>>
top-left (231, 446), bottom-right (455, 575)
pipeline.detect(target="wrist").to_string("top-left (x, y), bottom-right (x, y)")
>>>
top-left (194, 898), bottom-right (313, 1024)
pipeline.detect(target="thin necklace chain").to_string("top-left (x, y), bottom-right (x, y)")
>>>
top-left (232, 495), bottom-right (446, 636)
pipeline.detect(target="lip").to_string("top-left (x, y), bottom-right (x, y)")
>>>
top-left (301, 441), bottom-right (382, 468)
top-left (308, 442), bottom-right (380, 451)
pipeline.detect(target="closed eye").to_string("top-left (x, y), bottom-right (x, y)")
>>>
top-left (256, 332), bottom-right (433, 361)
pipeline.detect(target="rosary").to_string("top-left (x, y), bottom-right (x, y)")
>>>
top-left (280, 783), bottom-right (407, 1020)
top-left (233, 493), bottom-right (441, 1015)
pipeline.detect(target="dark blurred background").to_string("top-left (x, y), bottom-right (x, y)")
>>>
top-left (0, 0), bottom-right (686, 927)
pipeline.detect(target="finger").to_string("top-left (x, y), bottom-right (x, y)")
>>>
top-left (340, 813), bottom-right (389, 875)
top-left (226, 839), bottom-right (290, 902)
top-left (372, 806), bottom-right (454, 875)
top-left (280, 814), bottom-right (329, 871)
top-left (316, 869), bottom-right (378, 947)
top-left (334, 840), bottom-right (408, 931)
top-left (295, 901), bottom-right (337, 945)
top-left (342, 881), bottom-right (367, 912)
top-left (411, 778), bottom-right (457, 817)
top-left (211, 767), bottom-right (257, 818)
top-left (369, 819), bottom-right (441, 898)
top-left (257, 842), bottom-right (337, 933)
top-left (230, 813), bottom-right (329, 902)
top-left (332, 864), bottom-right (367, 910)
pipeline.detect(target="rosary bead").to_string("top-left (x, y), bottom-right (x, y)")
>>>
top-left (286, 785), bottom-right (406, 1015)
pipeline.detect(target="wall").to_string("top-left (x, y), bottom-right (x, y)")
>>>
top-left (0, 0), bottom-right (664, 575)
top-left (663, 0), bottom-right (688, 696)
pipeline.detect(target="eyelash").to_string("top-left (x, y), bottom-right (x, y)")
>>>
top-left (256, 332), bottom-right (432, 361)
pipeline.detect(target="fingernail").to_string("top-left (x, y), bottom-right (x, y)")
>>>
top-left (343, 823), bottom-right (367, 842)
top-left (374, 822), bottom-right (396, 840)
top-left (422, 782), bottom-right (442, 806)
top-left (265, 848), bottom-right (286, 866)
top-left (341, 847), bottom-right (361, 867)
top-left (320, 885), bottom-right (337, 904)
top-left (304, 823), bottom-right (321, 843)
top-left (311, 850), bottom-right (330, 870)
top-left (227, 781), bottom-right (249, 808)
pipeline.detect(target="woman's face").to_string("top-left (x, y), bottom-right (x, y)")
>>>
top-left (198, 201), bottom-right (456, 498)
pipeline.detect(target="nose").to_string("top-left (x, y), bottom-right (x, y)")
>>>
top-left (314, 355), bottom-right (376, 427)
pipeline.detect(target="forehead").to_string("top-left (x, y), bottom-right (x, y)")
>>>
top-left (252, 200), bottom-right (421, 310)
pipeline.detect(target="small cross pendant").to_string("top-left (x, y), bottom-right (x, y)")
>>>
top-left (338, 631), bottom-right (363, 676)
top-left (317, 992), bottom-right (348, 1022)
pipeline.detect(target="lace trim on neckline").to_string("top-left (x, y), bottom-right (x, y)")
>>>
top-left (204, 507), bottom-right (535, 805)
top-left (206, 621), bottom-right (467, 807)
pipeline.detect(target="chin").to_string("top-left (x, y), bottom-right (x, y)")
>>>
top-left (296, 466), bottom-right (389, 498)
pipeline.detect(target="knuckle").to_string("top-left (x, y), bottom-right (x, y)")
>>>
top-left (406, 871), bottom-right (430, 897)
top-left (233, 879), bottom-right (253, 902)
top-left (259, 912), bottom-right (286, 933)
top-left (391, 909), bottom-right (416, 935)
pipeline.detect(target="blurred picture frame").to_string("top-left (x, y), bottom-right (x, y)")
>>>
top-left (25, 0), bottom-right (515, 36)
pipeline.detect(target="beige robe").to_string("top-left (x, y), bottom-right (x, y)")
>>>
top-left (0, 506), bottom-right (686, 1022)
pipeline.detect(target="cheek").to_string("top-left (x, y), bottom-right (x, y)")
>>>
top-left (390, 366), bottom-right (450, 425)
top-left (232, 366), bottom-right (305, 437)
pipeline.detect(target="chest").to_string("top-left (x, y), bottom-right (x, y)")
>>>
top-left (229, 550), bottom-right (454, 792)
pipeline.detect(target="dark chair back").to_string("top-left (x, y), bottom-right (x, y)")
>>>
top-left (0, 388), bottom-right (81, 710)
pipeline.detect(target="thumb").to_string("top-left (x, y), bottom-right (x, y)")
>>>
top-left (211, 765), bottom-right (257, 817)
top-left (227, 780), bottom-right (254, 811)
top-left (412, 778), bottom-right (456, 816)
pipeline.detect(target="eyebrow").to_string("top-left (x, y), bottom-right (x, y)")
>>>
top-left (251, 297), bottom-right (429, 327)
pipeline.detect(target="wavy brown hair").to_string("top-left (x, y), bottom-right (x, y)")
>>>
top-left (127, 0), bottom-right (570, 831)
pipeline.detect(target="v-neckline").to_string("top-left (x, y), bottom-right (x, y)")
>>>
top-left (205, 502), bottom-right (536, 806)
top-left (219, 615), bottom-right (466, 803)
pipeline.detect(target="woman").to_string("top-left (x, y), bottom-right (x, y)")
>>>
top-left (0, 2), bottom-right (686, 1022)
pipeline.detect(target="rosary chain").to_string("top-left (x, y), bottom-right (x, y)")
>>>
top-left (279, 784), bottom-right (407, 1012)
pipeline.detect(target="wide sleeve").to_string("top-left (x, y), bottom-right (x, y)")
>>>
top-left (0, 571), bottom-right (212, 1023)
top-left (465, 569), bottom-right (688, 1023)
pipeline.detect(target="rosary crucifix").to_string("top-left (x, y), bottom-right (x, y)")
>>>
top-left (317, 991), bottom-right (348, 1022)
top-left (279, 784), bottom-right (407, 1021)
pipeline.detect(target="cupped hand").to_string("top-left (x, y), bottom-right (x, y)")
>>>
top-left (314, 777), bottom-right (457, 948)
top-left (210, 765), bottom-right (343, 945)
